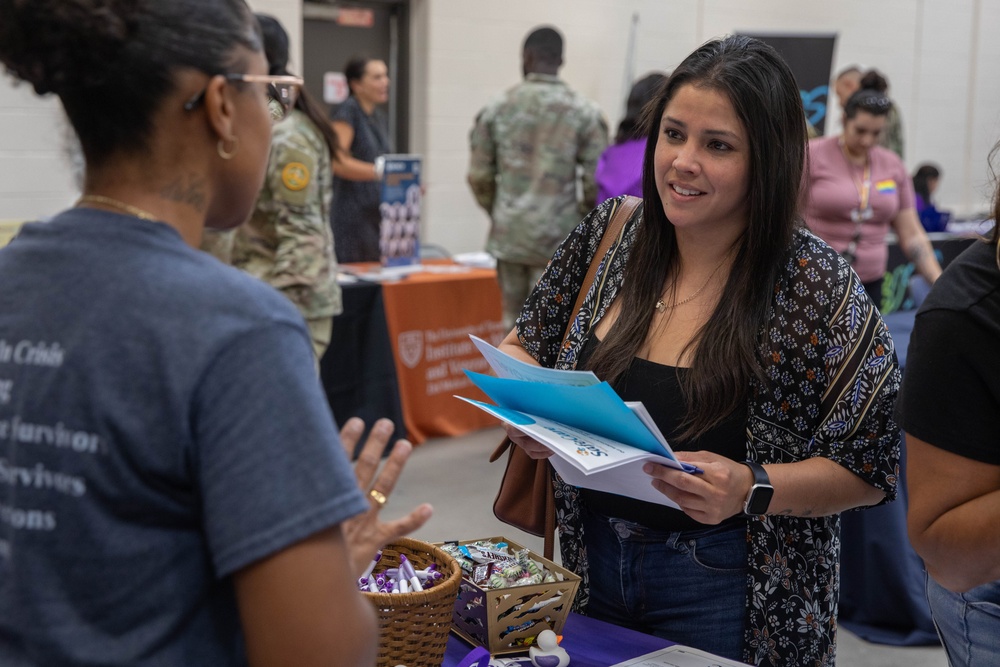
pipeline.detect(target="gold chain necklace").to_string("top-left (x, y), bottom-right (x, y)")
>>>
top-left (655, 260), bottom-right (726, 312)
top-left (77, 194), bottom-right (158, 222)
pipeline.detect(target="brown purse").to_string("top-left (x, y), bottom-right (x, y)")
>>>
top-left (489, 196), bottom-right (642, 560)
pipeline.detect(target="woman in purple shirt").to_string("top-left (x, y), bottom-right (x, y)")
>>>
top-left (595, 73), bottom-right (668, 204)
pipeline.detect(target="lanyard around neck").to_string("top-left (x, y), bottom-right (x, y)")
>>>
top-left (840, 139), bottom-right (871, 212)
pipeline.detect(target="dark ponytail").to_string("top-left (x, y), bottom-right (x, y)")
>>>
top-left (254, 13), bottom-right (338, 158)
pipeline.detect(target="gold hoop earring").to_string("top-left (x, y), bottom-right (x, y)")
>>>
top-left (217, 137), bottom-right (239, 160)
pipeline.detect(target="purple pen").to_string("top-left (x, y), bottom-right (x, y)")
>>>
top-left (361, 550), bottom-right (382, 580)
top-left (399, 554), bottom-right (424, 591)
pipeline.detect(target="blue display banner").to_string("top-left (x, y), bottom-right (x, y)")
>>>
top-left (379, 154), bottom-right (422, 267)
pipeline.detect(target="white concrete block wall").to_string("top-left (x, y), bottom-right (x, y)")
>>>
top-left (249, 0), bottom-right (303, 74)
top-left (967, 0), bottom-right (1000, 213)
top-left (415, 0), bottom-right (1000, 254)
top-left (0, 0), bottom-right (299, 224)
top-left (0, 1), bottom-right (996, 239)
top-left (0, 79), bottom-right (77, 221)
top-left (911, 0), bottom-right (978, 214)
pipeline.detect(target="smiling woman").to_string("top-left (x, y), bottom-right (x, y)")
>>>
top-left (654, 85), bottom-right (750, 245)
top-left (497, 34), bottom-right (900, 666)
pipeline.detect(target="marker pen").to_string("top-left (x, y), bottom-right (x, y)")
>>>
top-left (361, 550), bottom-right (382, 580)
top-left (399, 554), bottom-right (424, 591)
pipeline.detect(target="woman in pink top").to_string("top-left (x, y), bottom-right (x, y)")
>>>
top-left (804, 89), bottom-right (941, 307)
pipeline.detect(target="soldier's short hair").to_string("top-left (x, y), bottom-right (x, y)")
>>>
top-left (523, 26), bottom-right (563, 66)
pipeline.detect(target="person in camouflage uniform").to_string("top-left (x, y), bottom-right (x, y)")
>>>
top-left (229, 14), bottom-right (342, 361)
top-left (232, 108), bottom-right (340, 360)
top-left (468, 26), bottom-right (608, 329)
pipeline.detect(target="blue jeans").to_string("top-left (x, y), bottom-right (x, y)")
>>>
top-left (581, 507), bottom-right (748, 662)
top-left (926, 573), bottom-right (1000, 666)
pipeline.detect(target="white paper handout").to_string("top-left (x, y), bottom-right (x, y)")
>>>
top-left (611, 644), bottom-right (753, 667)
top-left (469, 334), bottom-right (600, 386)
top-left (458, 335), bottom-right (703, 507)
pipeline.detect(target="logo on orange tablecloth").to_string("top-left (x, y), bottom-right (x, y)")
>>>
top-left (398, 330), bottom-right (424, 368)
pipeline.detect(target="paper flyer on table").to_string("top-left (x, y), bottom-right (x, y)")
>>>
top-left (611, 644), bottom-right (753, 667)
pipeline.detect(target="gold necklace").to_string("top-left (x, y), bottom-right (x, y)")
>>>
top-left (655, 260), bottom-right (726, 312)
top-left (77, 194), bottom-right (158, 222)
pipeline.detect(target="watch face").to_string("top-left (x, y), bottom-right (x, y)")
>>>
top-left (745, 484), bottom-right (774, 515)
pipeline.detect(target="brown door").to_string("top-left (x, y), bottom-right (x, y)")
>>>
top-left (302, 1), bottom-right (410, 151)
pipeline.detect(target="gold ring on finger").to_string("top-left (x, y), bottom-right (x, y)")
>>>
top-left (369, 489), bottom-right (387, 507)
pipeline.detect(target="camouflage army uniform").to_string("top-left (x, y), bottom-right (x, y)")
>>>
top-left (231, 109), bottom-right (341, 360)
top-left (879, 104), bottom-right (905, 159)
top-left (468, 73), bottom-right (608, 328)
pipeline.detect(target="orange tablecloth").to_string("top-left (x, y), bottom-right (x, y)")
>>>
top-left (344, 262), bottom-right (506, 444)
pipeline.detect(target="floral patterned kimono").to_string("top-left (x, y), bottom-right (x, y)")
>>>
top-left (514, 196), bottom-right (901, 666)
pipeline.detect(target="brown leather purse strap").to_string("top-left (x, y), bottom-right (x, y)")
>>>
top-left (540, 195), bottom-right (640, 559)
top-left (489, 196), bottom-right (642, 560)
top-left (563, 195), bottom-right (642, 346)
top-left (488, 195), bottom-right (642, 465)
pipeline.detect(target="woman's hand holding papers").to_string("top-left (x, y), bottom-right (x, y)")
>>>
top-left (503, 423), bottom-right (555, 459)
top-left (643, 451), bottom-right (751, 524)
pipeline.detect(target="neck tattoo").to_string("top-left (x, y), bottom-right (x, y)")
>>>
top-left (77, 194), bottom-right (158, 222)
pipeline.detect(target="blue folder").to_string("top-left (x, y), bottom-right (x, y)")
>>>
top-left (464, 370), bottom-right (673, 458)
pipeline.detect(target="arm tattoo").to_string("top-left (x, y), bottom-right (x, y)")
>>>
top-left (775, 507), bottom-right (814, 517)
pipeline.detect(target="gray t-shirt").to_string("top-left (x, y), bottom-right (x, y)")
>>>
top-left (0, 208), bottom-right (369, 665)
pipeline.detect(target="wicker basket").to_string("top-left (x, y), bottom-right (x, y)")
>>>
top-left (362, 537), bottom-right (463, 667)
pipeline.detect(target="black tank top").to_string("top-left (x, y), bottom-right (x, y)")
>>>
top-left (577, 333), bottom-right (748, 532)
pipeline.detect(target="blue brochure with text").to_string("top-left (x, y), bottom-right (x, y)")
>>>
top-left (457, 336), bottom-right (700, 507)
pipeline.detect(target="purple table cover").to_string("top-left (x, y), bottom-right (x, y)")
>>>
top-left (443, 612), bottom-right (674, 666)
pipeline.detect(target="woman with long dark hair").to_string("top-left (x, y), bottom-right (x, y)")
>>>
top-left (912, 163), bottom-right (949, 232)
top-left (0, 1), bottom-right (430, 664)
top-left (499, 35), bottom-right (900, 665)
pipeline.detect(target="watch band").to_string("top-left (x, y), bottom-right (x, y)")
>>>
top-left (742, 460), bottom-right (774, 516)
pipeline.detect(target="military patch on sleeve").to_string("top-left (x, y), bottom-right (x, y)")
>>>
top-left (281, 162), bottom-right (310, 191)
top-left (271, 143), bottom-right (316, 206)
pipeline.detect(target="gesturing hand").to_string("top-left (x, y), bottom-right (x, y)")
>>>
top-left (339, 417), bottom-right (433, 578)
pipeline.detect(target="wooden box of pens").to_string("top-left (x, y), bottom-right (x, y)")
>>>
top-left (436, 536), bottom-right (580, 656)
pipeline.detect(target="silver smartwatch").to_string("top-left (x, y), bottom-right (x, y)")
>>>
top-left (742, 460), bottom-right (774, 516)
